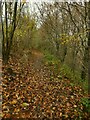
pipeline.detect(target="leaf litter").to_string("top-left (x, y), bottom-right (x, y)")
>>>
top-left (1, 51), bottom-right (89, 119)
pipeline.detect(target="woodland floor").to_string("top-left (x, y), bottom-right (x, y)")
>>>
top-left (1, 50), bottom-right (90, 119)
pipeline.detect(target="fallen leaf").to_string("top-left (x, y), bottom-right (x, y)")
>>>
top-left (22, 102), bottom-right (29, 107)
top-left (73, 105), bottom-right (77, 108)
top-left (11, 99), bottom-right (17, 105)
top-left (60, 112), bottom-right (62, 117)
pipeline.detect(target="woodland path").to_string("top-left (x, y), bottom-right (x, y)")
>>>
top-left (2, 50), bottom-right (89, 119)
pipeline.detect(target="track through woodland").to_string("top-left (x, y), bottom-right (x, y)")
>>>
top-left (2, 50), bottom-right (89, 119)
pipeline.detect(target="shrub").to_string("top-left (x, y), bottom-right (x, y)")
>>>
top-left (81, 97), bottom-right (90, 113)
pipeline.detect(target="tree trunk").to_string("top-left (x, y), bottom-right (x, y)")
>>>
top-left (2, 2), bottom-right (18, 64)
top-left (55, 41), bottom-right (59, 56)
top-left (81, 47), bottom-right (88, 80)
top-left (61, 46), bottom-right (67, 63)
top-left (88, 1), bottom-right (90, 98)
top-left (81, 2), bottom-right (88, 80)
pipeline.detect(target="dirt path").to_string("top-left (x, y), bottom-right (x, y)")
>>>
top-left (2, 50), bottom-right (89, 119)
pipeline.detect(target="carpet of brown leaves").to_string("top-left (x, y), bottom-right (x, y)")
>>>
top-left (1, 50), bottom-right (89, 119)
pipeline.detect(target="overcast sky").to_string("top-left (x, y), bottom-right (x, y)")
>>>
top-left (2, 0), bottom-right (87, 3)
top-left (27, 0), bottom-right (87, 3)
top-left (29, 0), bottom-right (54, 3)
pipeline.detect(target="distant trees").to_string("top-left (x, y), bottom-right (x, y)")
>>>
top-left (36, 2), bottom-right (89, 80)
top-left (13, 13), bottom-right (37, 56)
top-left (36, 3), bottom-right (62, 55)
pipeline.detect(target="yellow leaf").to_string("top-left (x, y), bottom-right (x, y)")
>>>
top-left (74, 105), bottom-right (77, 108)
top-left (71, 96), bottom-right (74, 99)
top-left (67, 102), bottom-right (70, 107)
top-left (22, 102), bottom-right (29, 107)
top-left (65, 114), bottom-right (68, 118)
top-left (11, 100), bottom-right (17, 104)
top-left (46, 92), bottom-right (49, 96)
top-left (60, 112), bottom-right (62, 117)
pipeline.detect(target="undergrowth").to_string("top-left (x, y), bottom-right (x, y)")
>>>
top-left (43, 51), bottom-right (88, 92)
top-left (43, 51), bottom-right (89, 113)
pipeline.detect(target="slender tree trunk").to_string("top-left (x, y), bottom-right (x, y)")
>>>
top-left (6, 1), bottom-right (18, 62)
top-left (0, 1), bottom-right (2, 58)
top-left (81, 47), bottom-right (88, 80)
top-left (1, 2), bottom-right (6, 62)
top-left (81, 2), bottom-right (88, 80)
top-left (61, 46), bottom-right (67, 63)
top-left (55, 41), bottom-right (59, 56)
top-left (88, 1), bottom-right (90, 98)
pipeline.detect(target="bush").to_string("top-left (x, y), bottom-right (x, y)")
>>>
top-left (43, 51), bottom-right (59, 65)
top-left (81, 97), bottom-right (90, 113)
top-left (60, 64), bottom-right (88, 91)
top-left (43, 51), bottom-right (88, 92)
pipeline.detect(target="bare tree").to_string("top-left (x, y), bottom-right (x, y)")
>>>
top-left (1, 1), bottom-right (24, 64)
